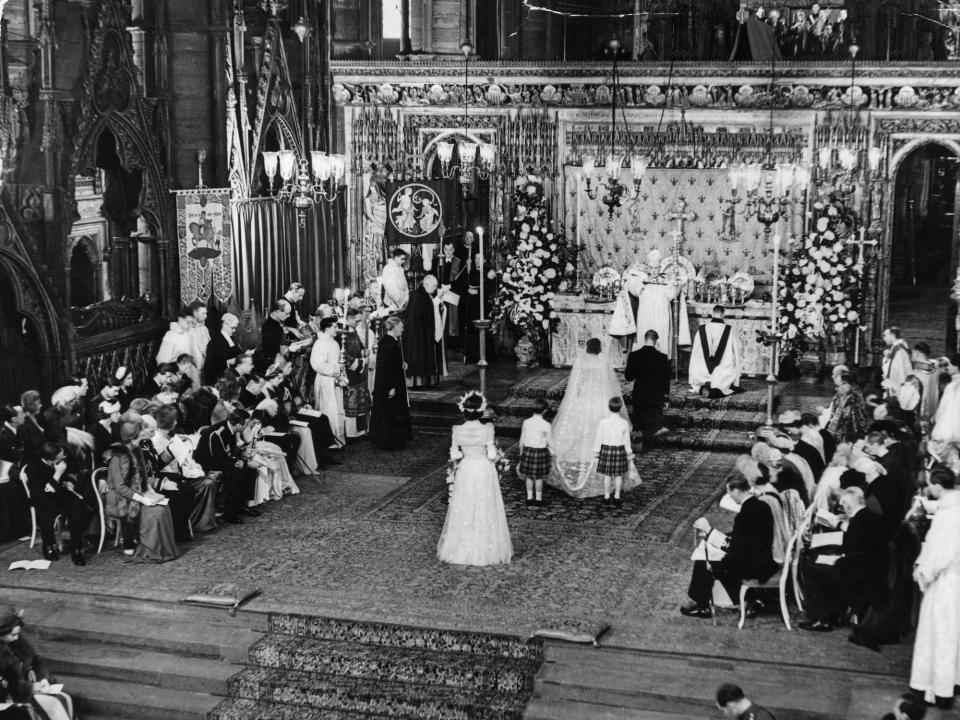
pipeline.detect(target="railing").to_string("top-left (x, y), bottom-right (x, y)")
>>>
top-left (73, 320), bottom-right (167, 394)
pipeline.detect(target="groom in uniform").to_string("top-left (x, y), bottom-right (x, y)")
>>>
top-left (688, 305), bottom-right (742, 398)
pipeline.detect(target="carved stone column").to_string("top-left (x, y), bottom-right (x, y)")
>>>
top-left (126, 26), bottom-right (147, 89)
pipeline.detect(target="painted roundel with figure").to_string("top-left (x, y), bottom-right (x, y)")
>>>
top-left (387, 183), bottom-right (442, 239)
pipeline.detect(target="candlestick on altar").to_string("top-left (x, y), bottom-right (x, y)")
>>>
top-left (845, 226), bottom-right (878, 366)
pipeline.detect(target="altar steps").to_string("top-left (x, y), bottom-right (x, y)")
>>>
top-left (206, 612), bottom-right (544, 720)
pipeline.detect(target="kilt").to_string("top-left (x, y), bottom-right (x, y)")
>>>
top-left (518, 447), bottom-right (551, 479)
top-left (597, 444), bottom-right (629, 476)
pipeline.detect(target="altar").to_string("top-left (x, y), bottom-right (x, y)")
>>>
top-left (550, 294), bottom-right (772, 376)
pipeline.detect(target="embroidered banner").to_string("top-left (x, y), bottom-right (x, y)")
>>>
top-left (175, 188), bottom-right (234, 304)
top-left (384, 180), bottom-right (445, 247)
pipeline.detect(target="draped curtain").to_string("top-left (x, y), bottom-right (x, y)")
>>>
top-left (231, 195), bottom-right (347, 315)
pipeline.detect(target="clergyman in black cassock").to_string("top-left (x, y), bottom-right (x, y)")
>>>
top-left (402, 276), bottom-right (446, 388)
top-left (370, 319), bottom-right (412, 450)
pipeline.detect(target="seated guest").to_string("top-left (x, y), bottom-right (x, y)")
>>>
top-left (850, 453), bottom-right (901, 541)
top-left (799, 487), bottom-right (887, 632)
top-left (146, 405), bottom-right (198, 541)
top-left (90, 400), bottom-right (121, 466)
top-left (680, 476), bottom-right (777, 618)
top-left (237, 373), bottom-right (266, 409)
top-left (241, 408), bottom-right (300, 504)
top-left (865, 425), bottom-right (915, 513)
top-left (176, 353), bottom-right (201, 394)
top-left (193, 408), bottom-right (261, 524)
top-left (104, 419), bottom-right (178, 562)
top-left (203, 313), bottom-right (241, 385)
top-left (141, 363), bottom-right (178, 399)
top-left (17, 391), bottom-right (46, 464)
top-left (800, 412), bottom-right (828, 465)
top-left (24, 443), bottom-right (92, 565)
top-left (779, 412), bottom-right (826, 482)
top-left (151, 406), bottom-right (217, 534)
top-left (110, 366), bottom-right (136, 412)
top-left (751, 441), bottom-right (809, 506)
top-left (0, 405), bottom-right (30, 541)
top-left (224, 351), bottom-right (255, 387)
top-left (811, 444), bottom-right (853, 513)
top-left (715, 683), bottom-right (774, 720)
top-left (0, 607), bottom-right (74, 720)
top-left (211, 379), bottom-right (240, 425)
top-left (748, 465), bottom-right (792, 564)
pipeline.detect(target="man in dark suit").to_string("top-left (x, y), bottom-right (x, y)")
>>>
top-left (24, 443), bottom-right (92, 565)
top-left (193, 408), bottom-right (260, 524)
top-left (681, 476), bottom-right (777, 618)
top-left (17, 391), bottom-right (46, 464)
top-left (203, 313), bottom-right (242, 385)
top-left (799, 487), bottom-right (887, 631)
top-left (866, 424), bottom-right (914, 513)
top-left (369, 317), bottom-right (412, 450)
top-left (256, 300), bottom-right (291, 373)
top-left (624, 329), bottom-right (671, 449)
top-left (0, 404), bottom-right (31, 542)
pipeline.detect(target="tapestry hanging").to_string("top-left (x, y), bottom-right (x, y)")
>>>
top-left (175, 188), bottom-right (234, 304)
top-left (384, 180), bottom-right (446, 247)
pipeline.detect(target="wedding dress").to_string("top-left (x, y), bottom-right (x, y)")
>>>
top-left (547, 347), bottom-right (642, 498)
top-left (437, 421), bottom-right (512, 566)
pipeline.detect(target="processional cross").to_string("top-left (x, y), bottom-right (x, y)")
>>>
top-left (845, 227), bottom-right (879, 365)
top-left (666, 197), bottom-right (697, 379)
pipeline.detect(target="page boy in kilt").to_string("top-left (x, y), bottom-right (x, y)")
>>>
top-left (593, 397), bottom-right (634, 506)
top-left (518, 398), bottom-right (553, 507)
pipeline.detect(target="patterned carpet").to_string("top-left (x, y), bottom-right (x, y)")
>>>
top-left (0, 424), bottom-right (911, 677)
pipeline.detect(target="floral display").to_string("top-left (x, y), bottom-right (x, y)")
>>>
top-left (778, 196), bottom-right (863, 354)
top-left (490, 177), bottom-right (572, 342)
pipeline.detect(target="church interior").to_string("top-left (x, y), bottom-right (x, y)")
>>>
top-left (0, 0), bottom-right (959, 718)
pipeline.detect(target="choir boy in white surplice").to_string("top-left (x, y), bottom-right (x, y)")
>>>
top-left (609, 249), bottom-right (690, 360)
top-left (688, 305), bottom-right (742, 397)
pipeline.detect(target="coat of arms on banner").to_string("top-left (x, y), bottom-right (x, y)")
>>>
top-left (176, 188), bottom-right (233, 304)
top-left (386, 182), bottom-right (443, 245)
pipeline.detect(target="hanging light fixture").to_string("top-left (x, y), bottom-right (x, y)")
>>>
top-left (579, 36), bottom-right (645, 219)
top-left (436, 40), bottom-right (496, 180)
top-left (262, 146), bottom-right (346, 225)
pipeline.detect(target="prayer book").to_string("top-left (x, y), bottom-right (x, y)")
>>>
top-left (33, 683), bottom-right (64, 694)
top-left (297, 408), bottom-right (324, 418)
top-left (9, 559), bottom-right (51, 571)
top-left (0, 459), bottom-right (10, 484)
top-left (440, 289), bottom-right (460, 305)
top-left (810, 531), bottom-right (844, 549)
top-left (815, 509), bottom-right (841, 529)
top-left (814, 554), bottom-right (841, 566)
top-left (690, 540), bottom-right (726, 562)
top-left (719, 493), bottom-right (742, 513)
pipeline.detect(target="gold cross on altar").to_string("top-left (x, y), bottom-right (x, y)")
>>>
top-left (667, 197), bottom-right (697, 238)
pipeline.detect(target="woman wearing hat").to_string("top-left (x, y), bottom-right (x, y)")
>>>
top-left (0, 607), bottom-right (73, 720)
top-left (104, 418), bottom-right (178, 562)
top-left (110, 366), bottom-right (136, 413)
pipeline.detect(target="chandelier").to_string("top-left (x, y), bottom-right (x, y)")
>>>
top-left (262, 148), bottom-right (346, 210)
top-left (436, 41), bottom-right (496, 180)
top-left (815, 44), bottom-right (882, 195)
top-left (578, 37), bottom-right (646, 219)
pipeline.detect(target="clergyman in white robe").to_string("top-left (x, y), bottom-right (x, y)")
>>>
top-left (932, 372), bottom-right (960, 445)
top-left (609, 273), bottom-right (691, 360)
top-left (688, 312), bottom-right (742, 396)
top-left (909, 486), bottom-right (960, 703)
top-left (311, 330), bottom-right (346, 447)
top-left (381, 258), bottom-right (409, 311)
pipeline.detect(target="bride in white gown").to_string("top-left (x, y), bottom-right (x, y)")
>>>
top-left (547, 338), bottom-right (642, 498)
top-left (437, 391), bottom-right (513, 566)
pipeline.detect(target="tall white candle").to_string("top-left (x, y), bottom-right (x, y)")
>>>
top-left (476, 226), bottom-right (485, 321)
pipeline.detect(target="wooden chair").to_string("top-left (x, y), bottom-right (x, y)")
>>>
top-left (20, 466), bottom-right (61, 550)
top-left (738, 569), bottom-right (791, 630)
top-left (91, 468), bottom-right (108, 553)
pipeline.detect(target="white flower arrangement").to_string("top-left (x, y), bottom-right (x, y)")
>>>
top-left (779, 197), bottom-right (862, 351)
top-left (489, 180), bottom-right (572, 340)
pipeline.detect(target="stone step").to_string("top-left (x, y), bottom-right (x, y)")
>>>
top-left (526, 698), bottom-right (708, 720)
top-left (269, 613), bottom-right (543, 661)
top-left (0, 586), bottom-right (268, 631)
top-left (249, 634), bottom-right (539, 695)
top-left (229, 666), bottom-right (527, 720)
top-left (58, 673), bottom-right (221, 720)
top-left (535, 644), bottom-right (906, 720)
top-left (208, 697), bottom-right (400, 720)
top-left (43, 639), bottom-right (237, 695)
top-left (30, 607), bottom-right (261, 662)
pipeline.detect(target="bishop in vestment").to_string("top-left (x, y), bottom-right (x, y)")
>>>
top-left (402, 275), bottom-right (447, 388)
top-left (688, 305), bottom-right (742, 397)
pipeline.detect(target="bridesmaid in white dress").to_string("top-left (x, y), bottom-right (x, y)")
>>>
top-left (437, 391), bottom-right (513, 566)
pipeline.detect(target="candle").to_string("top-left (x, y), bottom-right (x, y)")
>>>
top-left (771, 233), bottom-right (780, 340)
top-left (476, 226), bottom-right (485, 321)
